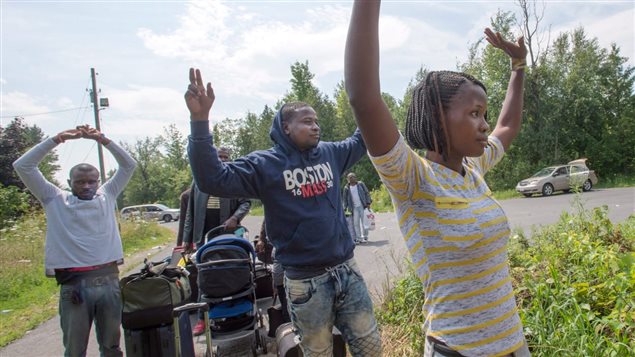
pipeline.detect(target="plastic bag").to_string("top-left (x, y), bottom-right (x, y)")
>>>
top-left (363, 208), bottom-right (376, 231)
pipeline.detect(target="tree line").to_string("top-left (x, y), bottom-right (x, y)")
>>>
top-left (1, 6), bottom-right (633, 223)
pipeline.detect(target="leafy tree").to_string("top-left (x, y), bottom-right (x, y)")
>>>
top-left (283, 61), bottom-right (338, 141)
top-left (0, 117), bottom-right (60, 188)
top-left (213, 118), bottom-right (240, 155)
top-left (0, 183), bottom-right (31, 227)
top-left (162, 124), bottom-right (188, 171)
top-left (456, 6), bottom-right (635, 190)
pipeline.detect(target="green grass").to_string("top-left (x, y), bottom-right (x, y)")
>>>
top-left (491, 188), bottom-right (522, 200)
top-left (377, 199), bottom-right (635, 356)
top-left (249, 204), bottom-right (264, 216)
top-left (0, 213), bottom-right (174, 347)
top-left (595, 174), bottom-right (635, 189)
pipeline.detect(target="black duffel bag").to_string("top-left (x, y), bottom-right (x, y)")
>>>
top-left (120, 260), bottom-right (191, 330)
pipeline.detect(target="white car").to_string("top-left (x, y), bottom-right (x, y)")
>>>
top-left (120, 204), bottom-right (180, 222)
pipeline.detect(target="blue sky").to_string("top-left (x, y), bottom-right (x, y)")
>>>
top-left (1, 0), bottom-right (633, 186)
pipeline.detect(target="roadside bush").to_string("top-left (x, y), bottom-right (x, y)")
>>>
top-left (370, 184), bottom-right (394, 213)
top-left (378, 200), bottom-right (635, 356)
top-left (510, 205), bottom-right (634, 356)
top-left (0, 184), bottom-right (31, 228)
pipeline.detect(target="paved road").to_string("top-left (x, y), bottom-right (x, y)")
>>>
top-left (2, 187), bottom-right (632, 356)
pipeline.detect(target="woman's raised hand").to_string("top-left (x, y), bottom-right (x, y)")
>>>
top-left (484, 27), bottom-right (527, 60)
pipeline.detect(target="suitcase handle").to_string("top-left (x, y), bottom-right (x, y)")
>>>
top-left (172, 302), bottom-right (209, 316)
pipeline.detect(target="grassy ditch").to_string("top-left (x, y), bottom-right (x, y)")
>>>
top-left (0, 214), bottom-right (174, 347)
top-left (377, 202), bottom-right (635, 356)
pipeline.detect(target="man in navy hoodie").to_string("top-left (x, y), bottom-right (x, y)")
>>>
top-left (185, 68), bottom-right (382, 356)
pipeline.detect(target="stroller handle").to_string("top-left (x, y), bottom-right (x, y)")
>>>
top-left (205, 225), bottom-right (248, 241)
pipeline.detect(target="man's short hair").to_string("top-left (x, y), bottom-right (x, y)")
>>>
top-left (281, 102), bottom-right (311, 124)
top-left (69, 163), bottom-right (99, 179)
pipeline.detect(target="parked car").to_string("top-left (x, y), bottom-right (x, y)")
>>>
top-left (120, 204), bottom-right (180, 222)
top-left (515, 158), bottom-right (598, 197)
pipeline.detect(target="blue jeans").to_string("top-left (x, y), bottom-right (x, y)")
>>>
top-left (352, 205), bottom-right (368, 241)
top-left (285, 258), bottom-right (382, 356)
top-left (59, 273), bottom-right (122, 357)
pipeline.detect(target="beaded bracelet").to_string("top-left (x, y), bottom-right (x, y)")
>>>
top-left (512, 58), bottom-right (527, 71)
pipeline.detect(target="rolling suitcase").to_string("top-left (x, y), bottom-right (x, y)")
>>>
top-left (124, 324), bottom-right (175, 357)
top-left (173, 302), bottom-right (214, 357)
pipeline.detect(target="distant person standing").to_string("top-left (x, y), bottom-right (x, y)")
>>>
top-left (176, 187), bottom-right (191, 246)
top-left (13, 125), bottom-right (137, 357)
top-left (342, 173), bottom-right (372, 243)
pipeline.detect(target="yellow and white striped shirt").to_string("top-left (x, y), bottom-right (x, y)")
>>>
top-left (370, 135), bottom-right (526, 357)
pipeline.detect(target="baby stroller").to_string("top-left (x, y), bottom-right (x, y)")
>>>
top-left (195, 225), bottom-right (267, 356)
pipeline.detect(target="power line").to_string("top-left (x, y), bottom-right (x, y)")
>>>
top-left (0, 106), bottom-right (92, 118)
top-left (60, 79), bottom-right (93, 167)
top-left (81, 141), bottom-right (97, 163)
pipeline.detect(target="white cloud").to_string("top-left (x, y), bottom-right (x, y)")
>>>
top-left (584, 8), bottom-right (634, 63)
top-left (1, 91), bottom-right (53, 126)
top-left (99, 84), bottom-right (189, 138)
top-left (136, 2), bottom-right (355, 100)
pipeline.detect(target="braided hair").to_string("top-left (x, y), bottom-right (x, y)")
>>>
top-left (405, 71), bottom-right (486, 161)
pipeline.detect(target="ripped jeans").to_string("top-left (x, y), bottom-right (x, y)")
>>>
top-left (285, 258), bottom-right (382, 357)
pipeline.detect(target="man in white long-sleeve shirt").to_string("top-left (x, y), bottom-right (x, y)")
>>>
top-left (13, 125), bottom-right (137, 357)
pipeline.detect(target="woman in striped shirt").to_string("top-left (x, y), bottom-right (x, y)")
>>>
top-left (344, 1), bottom-right (530, 356)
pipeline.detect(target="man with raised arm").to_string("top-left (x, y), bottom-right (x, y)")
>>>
top-left (13, 125), bottom-right (137, 357)
top-left (184, 69), bottom-right (382, 356)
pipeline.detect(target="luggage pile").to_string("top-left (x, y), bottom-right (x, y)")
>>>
top-left (120, 259), bottom-right (212, 356)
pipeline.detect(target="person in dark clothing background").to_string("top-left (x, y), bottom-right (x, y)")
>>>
top-left (182, 146), bottom-right (252, 336)
top-left (176, 187), bottom-right (191, 247)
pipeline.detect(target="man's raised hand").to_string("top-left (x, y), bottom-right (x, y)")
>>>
top-left (185, 68), bottom-right (215, 121)
top-left (53, 128), bottom-right (83, 144)
top-left (76, 125), bottom-right (111, 145)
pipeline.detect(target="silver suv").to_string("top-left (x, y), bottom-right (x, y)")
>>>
top-left (515, 158), bottom-right (599, 197)
top-left (120, 204), bottom-right (180, 222)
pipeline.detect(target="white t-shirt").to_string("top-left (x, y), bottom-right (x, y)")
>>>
top-left (349, 185), bottom-right (362, 207)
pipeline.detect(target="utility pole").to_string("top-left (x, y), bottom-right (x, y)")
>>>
top-left (90, 68), bottom-right (107, 183)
